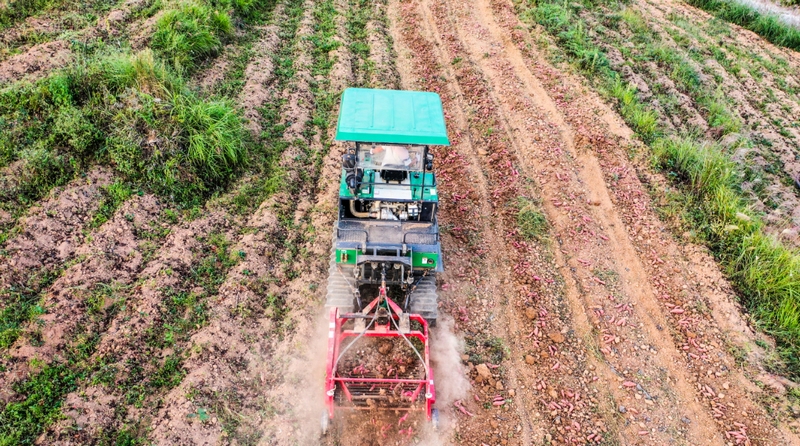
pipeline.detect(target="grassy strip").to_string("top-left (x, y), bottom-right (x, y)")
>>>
top-left (0, 0), bottom-right (271, 238)
top-left (346, 0), bottom-right (374, 86)
top-left (516, 0), bottom-right (800, 375)
top-left (0, 0), bottom-right (118, 32)
top-left (151, 0), bottom-right (233, 73)
top-left (653, 139), bottom-right (800, 370)
top-left (223, 0), bottom-right (307, 215)
top-left (521, 2), bottom-right (661, 142)
top-left (0, 48), bottom-right (247, 242)
top-left (153, 0), bottom-right (282, 75)
top-left (685, 0), bottom-right (800, 51)
top-left (275, 0), bottom-right (340, 281)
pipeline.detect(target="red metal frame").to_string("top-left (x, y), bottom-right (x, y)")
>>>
top-left (324, 288), bottom-right (436, 422)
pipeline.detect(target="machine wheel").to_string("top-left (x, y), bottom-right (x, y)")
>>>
top-left (431, 408), bottom-right (440, 431)
top-left (321, 410), bottom-right (330, 436)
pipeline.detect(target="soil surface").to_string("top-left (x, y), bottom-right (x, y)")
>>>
top-left (1, 0), bottom-right (799, 445)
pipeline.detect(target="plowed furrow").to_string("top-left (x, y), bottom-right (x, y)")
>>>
top-left (149, 0), bottom-right (347, 442)
top-left (391, 0), bottom-right (625, 444)
top-left (495, 0), bottom-right (800, 443)
top-left (0, 168), bottom-right (111, 289)
top-left (448, 1), bottom-right (724, 443)
top-left (0, 194), bottom-right (164, 402)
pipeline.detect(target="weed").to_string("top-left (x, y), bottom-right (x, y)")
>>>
top-left (90, 181), bottom-right (134, 228)
top-left (619, 7), bottom-right (647, 35)
top-left (0, 49), bottom-right (249, 212)
top-left (0, 363), bottom-right (80, 445)
top-left (653, 138), bottom-right (800, 375)
top-left (0, 269), bottom-right (58, 349)
top-left (516, 198), bottom-right (548, 240)
top-left (151, 0), bottom-right (233, 73)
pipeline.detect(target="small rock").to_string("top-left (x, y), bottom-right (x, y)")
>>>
top-left (525, 355), bottom-right (535, 365)
top-left (681, 417), bottom-right (691, 424)
top-left (490, 420), bottom-right (499, 429)
top-left (548, 389), bottom-right (558, 399)
top-left (525, 307), bottom-right (537, 320)
top-left (460, 354), bottom-right (470, 362)
top-left (496, 381), bottom-right (504, 391)
top-left (476, 363), bottom-right (491, 380)
top-left (508, 389), bottom-right (516, 397)
top-left (548, 332), bottom-right (565, 343)
top-left (619, 405), bottom-right (627, 414)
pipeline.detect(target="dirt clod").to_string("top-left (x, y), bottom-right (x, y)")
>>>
top-left (548, 332), bottom-right (565, 343)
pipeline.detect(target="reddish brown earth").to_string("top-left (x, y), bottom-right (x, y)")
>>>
top-left (1, 0), bottom-right (799, 445)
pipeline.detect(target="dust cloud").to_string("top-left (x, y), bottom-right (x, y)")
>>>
top-left (269, 310), bottom-right (331, 446)
top-left (424, 315), bottom-right (470, 445)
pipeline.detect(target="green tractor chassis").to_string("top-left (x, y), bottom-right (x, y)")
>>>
top-left (324, 88), bottom-right (450, 324)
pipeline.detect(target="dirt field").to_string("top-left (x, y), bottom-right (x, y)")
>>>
top-left (1, 0), bottom-right (800, 445)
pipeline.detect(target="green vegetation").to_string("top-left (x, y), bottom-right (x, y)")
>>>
top-left (0, 269), bottom-right (58, 349)
top-left (151, 0), bottom-right (233, 72)
top-left (90, 181), bottom-right (135, 228)
top-left (223, 0), bottom-right (305, 215)
top-left (516, 0), bottom-right (800, 377)
top-left (0, 362), bottom-right (80, 445)
top-left (0, 48), bottom-right (248, 240)
top-left (347, 0), bottom-right (375, 85)
top-left (653, 138), bottom-right (800, 371)
top-left (516, 198), bottom-right (549, 240)
top-left (0, 281), bottom-right (125, 445)
top-left (685, 0), bottom-right (800, 51)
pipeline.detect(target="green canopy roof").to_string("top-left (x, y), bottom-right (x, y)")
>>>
top-left (335, 88), bottom-right (450, 146)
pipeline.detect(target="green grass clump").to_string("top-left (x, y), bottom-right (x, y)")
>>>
top-left (0, 0), bottom-right (57, 31)
top-left (685, 0), bottom-right (800, 51)
top-left (0, 270), bottom-right (58, 349)
top-left (517, 198), bottom-right (549, 240)
top-left (90, 181), bottom-right (135, 228)
top-left (0, 363), bottom-right (80, 446)
top-left (151, 0), bottom-right (233, 72)
top-left (607, 78), bottom-right (659, 142)
top-left (0, 49), bottom-right (248, 217)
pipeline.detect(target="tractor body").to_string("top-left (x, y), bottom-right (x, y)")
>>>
top-left (325, 88), bottom-right (449, 323)
top-left (323, 88), bottom-right (449, 432)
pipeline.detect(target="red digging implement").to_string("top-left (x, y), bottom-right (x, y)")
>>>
top-left (322, 270), bottom-right (438, 434)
